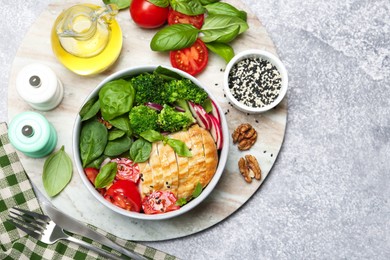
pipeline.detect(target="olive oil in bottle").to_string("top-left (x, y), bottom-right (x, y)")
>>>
top-left (51, 4), bottom-right (122, 76)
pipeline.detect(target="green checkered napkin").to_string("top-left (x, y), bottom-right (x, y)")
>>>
top-left (0, 122), bottom-right (177, 260)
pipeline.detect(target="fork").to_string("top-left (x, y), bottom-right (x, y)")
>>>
top-left (8, 207), bottom-right (129, 260)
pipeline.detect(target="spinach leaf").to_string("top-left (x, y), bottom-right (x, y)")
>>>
top-left (104, 135), bottom-right (132, 157)
top-left (167, 138), bottom-right (192, 157)
top-left (95, 162), bottom-right (117, 188)
top-left (130, 138), bottom-right (152, 163)
top-left (140, 129), bottom-right (164, 142)
top-left (205, 42), bottom-right (234, 63)
top-left (99, 79), bottom-right (135, 120)
top-left (42, 146), bottom-right (73, 197)
top-left (154, 66), bottom-right (183, 80)
top-left (109, 114), bottom-right (132, 136)
top-left (80, 120), bottom-right (108, 167)
top-left (102, 0), bottom-right (130, 9)
top-left (80, 99), bottom-right (100, 122)
top-left (148, 0), bottom-right (170, 7)
top-left (176, 197), bottom-right (187, 206)
top-left (200, 15), bottom-right (248, 43)
top-left (150, 24), bottom-right (199, 51)
top-left (85, 155), bottom-right (107, 169)
top-left (205, 2), bottom-right (247, 21)
top-left (108, 129), bottom-right (126, 141)
top-left (169, 0), bottom-right (205, 15)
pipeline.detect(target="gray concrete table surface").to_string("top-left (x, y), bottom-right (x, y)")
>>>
top-left (1, 1), bottom-right (389, 259)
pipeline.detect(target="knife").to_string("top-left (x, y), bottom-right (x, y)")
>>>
top-left (41, 201), bottom-right (148, 260)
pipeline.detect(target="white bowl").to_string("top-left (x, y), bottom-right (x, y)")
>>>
top-left (72, 65), bottom-right (229, 220)
top-left (223, 49), bottom-right (288, 113)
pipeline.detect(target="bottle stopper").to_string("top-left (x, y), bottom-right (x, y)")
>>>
top-left (8, 111), bottom-right (58, 158)
top-left (16, 63), bottom-right (64, 111)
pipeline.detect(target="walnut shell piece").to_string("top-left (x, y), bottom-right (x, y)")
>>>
top-left (232, 123), bottom-right (257, 150)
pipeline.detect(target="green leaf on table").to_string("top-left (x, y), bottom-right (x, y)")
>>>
top-left (205, 42), bottom-right (234, 63)
top-left (150, 24), bottom-right (199, 51)
top-left (42, 146), bottom-right (73, 197)
top-left (169, 0), bottom-right (205, 15)
top-left (149, 0), bottom-right (170, 8)
top-left (200, 15), bottom-right (248, 43)
top-left (205, 2), bottom-right (247, 21)
top-left (103, 0), bottom-right (130, 9)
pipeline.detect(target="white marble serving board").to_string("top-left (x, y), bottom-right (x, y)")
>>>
top-left (7, 0), bottom-right (287, 241)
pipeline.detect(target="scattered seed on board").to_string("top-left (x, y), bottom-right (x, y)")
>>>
top-left (228, 57), bottom-right (282, 108)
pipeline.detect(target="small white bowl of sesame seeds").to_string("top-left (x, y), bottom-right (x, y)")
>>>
top-left (223, 49), bottom-right (288, 113)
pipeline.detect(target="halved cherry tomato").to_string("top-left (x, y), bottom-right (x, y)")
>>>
top-left (104, 180), bottom-right (142, 212)
top-left (111, 158), bottom-right (140, 183)
top-left (142, 190), bottom-right (180, 214)
top-left (130, 0), bottom-right (169, 29)
top-left (84, 167), bottom-right (99, 184)
top-left (167, 9), bottom-right (204, 29)
top-left (170, 38), bottom-right (209, 76)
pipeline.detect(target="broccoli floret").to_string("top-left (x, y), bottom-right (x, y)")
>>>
top-left (157, 104), bottom-right (195, 133)
top-left (131, 73), bottom-right (166, 105)
top-left (129, 105), bottom-right (159, 135)
top-left (161, 79), bottom-right (208, 104)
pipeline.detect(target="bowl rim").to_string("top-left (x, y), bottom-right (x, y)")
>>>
top-left (72, 65), bottom-right (229, 220)
top-left (223, 49), bottom-right (288, 113)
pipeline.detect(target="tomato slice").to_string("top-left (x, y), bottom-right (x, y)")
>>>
top-left (170, 39), bottom-right (209, 76)
top-left (84, 167), bottom-right (99, 184)
top-left (167, 9), bottom-right (204, 29)
top-left (111, 158), bottom-right (140, 183)
top-left (104, 180), bottom-right (142, 212)
top-left (142, 190), bottom-right (180, 214)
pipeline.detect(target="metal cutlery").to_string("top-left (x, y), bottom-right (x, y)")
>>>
top-left (7, 207), bottom-right (143, 260)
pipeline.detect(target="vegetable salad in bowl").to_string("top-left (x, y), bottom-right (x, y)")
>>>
top-left (73, 65), bottom-right (229, 220)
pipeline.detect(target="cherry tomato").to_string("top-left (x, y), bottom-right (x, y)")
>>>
top-left (104, 180), bottom-right (142, 212)
top-left (167, 9), bottom-right (204, 29)
top-left (84, 167), bottom-right (99, 184)
top-left (130, 0), bottom-right (169, 29)
top-left (142, 190), bottom-right (180, 214)
top-left (111, 158), bottom-right (140, 183)
top-left (170, 38), bottom-right (209, 76)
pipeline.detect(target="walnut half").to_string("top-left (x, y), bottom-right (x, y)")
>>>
top-left (232, 123), bottom-right (257, 150)
top-left (238, 155), bottom-right (262, 183)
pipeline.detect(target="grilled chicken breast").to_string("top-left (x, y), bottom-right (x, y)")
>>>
top-left (138, 124), bottom-right (218, 200)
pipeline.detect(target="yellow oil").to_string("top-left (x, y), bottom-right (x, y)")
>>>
top-left (51, 5), bottom-right (122, 76)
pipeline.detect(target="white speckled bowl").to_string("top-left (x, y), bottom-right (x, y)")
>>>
top-left (72, 65), bottom-right (229, 220)
top-left (223, 49), bottom-right (288, 113)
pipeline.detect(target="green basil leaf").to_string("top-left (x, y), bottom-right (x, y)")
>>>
top-left (205, 42), bottom-right (234, 63)
top-left (80, 120), bottom-right (108, 167)
top-left (192, 182), bottom-right (203, 198)
top-left (99, 79), bottom-right (135, 120)
top-left (176, 197), bottom-right (187, 206)
top-left (102, 0), bottom-right (130, 9)
top-left (201, 24), bottom-right (240, 43)
top-left (108, 129), bottom-right (126, 140)
top-left (205, 2), bottom-right (247, 21)
top-left (200, 15), bottom-right (248, 43)
top-left (140, 129), bottom-right (164, 142)
top-left (170, 0), bottom-right (205, 15)
top-left (95, 162), bottom-right (117, 188)
top-left (130, 138), bottom-right (152, 163)
top-left (199, 0), bottom-right (220, 5)
top-left (109, 115), bottom-right (132, 136)
top-left (104, 135), bottom-right (132, 157)
top-left (81, 99), bottom-right (100, 122)
top-left (42, 146), bottom-right (73, 197)
top-left (148, 0), bottom-right (170, 8)
top-left (167, 138), bottom-right (192, 157)
top-left (150, 24), bottom-right (199, 51)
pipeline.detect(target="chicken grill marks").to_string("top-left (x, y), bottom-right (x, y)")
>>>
top-left (138, 124), bottom-right (218, 200)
